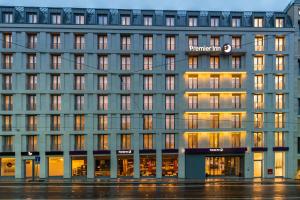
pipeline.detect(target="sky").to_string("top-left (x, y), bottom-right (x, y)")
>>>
top-left (0, 0), bottom-right (294, 11)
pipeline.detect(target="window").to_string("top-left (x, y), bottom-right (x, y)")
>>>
top-left (121, 95), bottom-right (131, 111)
top-left (210, 114), bottom-right (219, 128)
top-left (2, 54), bottom-right (13, 69)
top-left (121, 15), bottom-right (130, 26)
top-left (75, 14), bottom-right (85, 24)
top-left (166, 56), bottom-right (175, 71)
top-left (74, 95), bottom-right (84, 110)
top-left (276, 94), bottom-right (284, 110)
top-left (3, 12), bottom-right (13, 23)
top-left (253, 132), bottom-right (263, 147)
top-left (121, 114), bottom-right (130, 130)
top-left (121, 75), bottom-right (131, 90)
top-left (50, 115), bottom-right (60, 131)
top-left (210, 95), bottom-right (219, 109)
top-left (276, 56), bottom-right (284, 71)
top-left (209, 134), bottom-right (220, 148)
top-left (121, 55), bottom-right (130, 70)
top-left (98, 115), bottom-right (108, 130)
top-left (166, 16), bottom-right (175, 26)
top-left (74, 54), bottom-right (84, 70)
top-left (2, 74), bottom-right (12, 90)
top-left (98, 134), bottom-right (109, 150)
top-left (188, 76), bottom-right (198, 89)
top-left (232, 94), bottom-right (241, 109)
top-left (275, 132), bottom-right (284, 147)
top-left (98, 95), bottom-right (108, 110)
top-left (188, 95), bottom-right (198, 109)
top-left (28, 13), bottom-right (37, 23)
top-left (166, 75), bottom-right (175, 90)
top-left (274, 152), bottom-right (285, 177)
top-left (26, 95), bottom-right (36, 111)
top-left (275, 113), bottom-right (285, 128)
top-left (121, 134), bottom-right (131, 150)
top-left (254, 75), bottom-right (264, 90)
top-left (275, 37), bottom-right (285, 51)
top-left (121, 35), bottom-right (131, 50)
top-left (254, 113), bottom-right (263, 128)
top-left (51, 14), bottom-right (61, 24)
top-left (275, 18), bottom-right (284, 28)
top-left (232, 56), bottom-right (241, 69)
top-left (232, 75), bottom-right (241, 88)
top-left (3, 33), bottom-right (12, 48)
top-left (254, 17), bottom-right (263, 27)
top-left (187, 114), bottom-right (198, 129)
top-left (98, 75), bottom-right (108, 90)
top-left (188, 17), bottom-right (197, 27)
top-left (2, 95), bottom-right (13, 111)
top-left (275, 75), bottom-right (284, 90)
top-left (144, 36), bottom-right (153, 50)
top-left (210, 17), bottom-right (219, 27)
top-left (143, 134), bottom-right (153, 149)
top-left (254, 94), bottom-right (264, 109)
top-left (27, 54), bottom-right (36, 69)
top-left (26, 115), bottom-right (37, 131)
top-left (165, 114), bottom-right (175, 130)
top-left (27, 34), bottom-right (37, 49)
top-left (2, 115), bottom-right (12, 131)
top-left (143, 56), bottom-right (153, 70)
top-left (26, 75), bottom-right (37, 90)
top-left (143, 95), bottom-right (153, 111)
top-left (188, 56), bottom-right (198, 69)
top-left (51, 34), bottom-right (60, 49)
top-left (232, 133), bottom-right (241, 147)
top-left (144, 16), bottom-right (152, 26)
top-left (51, 54), bottom-right (61, 69)
top-left (74, 34), bottom-right (85, 49)
top-left (165, 134), bottom-right (175, 149)
top-left (143, 114), bottom-right (153, 130)
top-left (210, 36), bottom-right (220, 47)
top-left (50, 135), bottom-right (62, 151)
top-left (166, 36), bottom-right (175, 51)
top-left (98, 55), bottom-right (108, 70)
top-left (143, 75), bottom-right (153, 90)
top-left (254, 56), bottom-right (264, 71)
top-left (255, 36), bottom-right (264, 51)
top-left (74, 114), bottom-right (84, 131)
top-left (188, 133), bottom-right (198, 148)
top-left (74, 135), bottom-right (85, 150)
top-left (27, 135), bottom-right (38, 152)
top-left (232, 36), bottom-right (241, 49)
top-left (166, 95), bottom-right (175, 110)
top-left (188, 36), bottom-right (198, 47)
top-left (210, 56), bottom-right (219, 69)
top-left (210, 75), bottom-right (219, 89)
top-left (98, 15), bottom-right (108, 25)
top-left (74, 75), bottom-right (85, 90)
top-left (2, 136), bottom-right (13, 152)
top-left (232, 17), bottom-right (241, 27)
top-left (50, 95), bottom-right (61, 111)
top-left (98, 35), bottom-right (108, 49)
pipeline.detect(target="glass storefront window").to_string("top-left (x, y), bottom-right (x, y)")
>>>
top-left (0, 158), bottom-right (15, 176)
top-left (117, 156), bottom-right (134, 176)
top-left (162, 155), bottom-right (178, 177)
top-left (140, 155), bottom-right (156, 177)
top-left (205, 157), bottom-right (241, 176)
top-left (95, 157), bottom-right (110, 177)
top-left (48, 157), bottom-right (64, 177)
top-left (71, 157), bottom-right (87, 176)
top-left (275, 152), bottom-right (285, 177)
top-left (253, 152), bottom-right (263, 178)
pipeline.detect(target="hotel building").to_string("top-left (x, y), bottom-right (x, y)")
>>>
top-left (0, 2), bottom-right (299, 179)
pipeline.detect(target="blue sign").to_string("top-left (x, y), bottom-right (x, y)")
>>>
top-left (35, 156), bottom-right (40, 163)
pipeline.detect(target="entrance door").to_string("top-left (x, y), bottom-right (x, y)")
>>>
top-left (24, 160), bottom-right (40, 179)
top-left (253, 160), bottom-right (262, 177)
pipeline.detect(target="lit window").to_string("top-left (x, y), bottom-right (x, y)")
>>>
top-left (166, 36), bottom-right (175, 51)
top-left (275, 113), bottom-right (285, 128)
top-left (121, 134), bottom-right (131, 150)
top-left (188, 133), bottom-right (198, 148)
top-left (143, 95), bottom-right (153, 110)
top-left (121, 35), bottom-right (131, 50)
top-left (275, 94), bottom-right (284, 110)
top-left (75, 14), bottom-right (85, 24)
top-left (143, 114), bottom-right (153, 130)
top-left (3, 12), bottom-right (13, 23)
top-left (275, 18), bottom-right (284, 28)
top-left (98, 55), bottom-right (108, 70)
top-left (253, 94), bottom-right (264, 109)
top-left (210, 114), bottom-right (219, 129)
top-left (51, 14), bottom-right (61, 24)
top-left (253, 56), bottom-right (264, 71)
top-left (188, 17), bottom-right (197, 27)
top-left (254, 36), bottom-right (264, 51)
top-left (165, 95), bottom-right (175, 110)
top-left (165, 134), bottom-right (175, 149)
top-left (188, 36), bottom-right (198, 47)
top-left (74, 34), bottom-right (85, 49)
top-left (188, 56), bottom-right (198, 69)
top-left (144, 16), bottom-right (152, 26)
top-left (254, 75), bottom-right (264, 90)
top-left (274, 132), bottom-right (284, 147)
top-left (98, 134), bottom-right (109, 150)
top-left (210, 95), bottom-right (219, 109)
top-left (166, 16), bottom-right (175, 26)
top-left (275, 36), bottom-right (285, 51)
top-left (166, 75), bottom-right (175, 90)
top-left (210, 17), bottom-right (219, 27)
top-left (232, 133), bottom-right (241, 147)
top-left (28, 13), bottom-right (37, 24)
top-left (232, 56), bottom-right (241, 69)
top-left (165, 114), bottom-right (175, 130)
top-left (187, 114), bottom-right (198, 129)
top-left (232, 17), bottom-right (241, 27)
top-left (98, 35), bottom-right (108, 49)
top-left (166, 56), bottom-right (175, 71)
top-left (254, 113), bottom-right (263, 128)
top-left (254, 17), bottom-right (263, 27)
top-left (121, 95), bottom-right (130, 111)
top-left (74, 135), bottom-right (85, 150)
top-left (232, 75), bottom-right (241, 88)
top-left (253, 132), bottom-right (263, 147)
top-left (210, 36), bottom-right (220, 47)
top-left (144, 75), bottom-right (153, 90)
top-left (232, 114), bottom-right (241, 128)
top-left (121, 15), bottom-right (131, 25)
top-left (143, 134), bottom-right (154, 149)
top-left (144, 35), bottom-right (153, 50)
top-left (276, 56), bottom-right (284, 71)
top-left (210, 75), bottom-right (219, 89)
top-left (188, 95), bottom-right (198, 109)
top-left (98, 15), bottom-right (108, 25)
top-left (121, 114), bottom-right (130, 130)
top-left (232, 36), bottom-right (241, 49)
top-left (209, 133), bottom-right (219, 148)
top-left (143, 56), bottom-right (153, 70)
top-left (210, 56), bottom-right (219, 69)
top-left (275, 75), bottom-right (284, 90)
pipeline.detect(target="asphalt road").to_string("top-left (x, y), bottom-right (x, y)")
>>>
top-left (0, 182), bottom-right (300, 199)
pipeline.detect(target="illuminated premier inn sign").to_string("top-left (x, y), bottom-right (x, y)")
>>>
top-left (189, 44), bottom-right (232, 54)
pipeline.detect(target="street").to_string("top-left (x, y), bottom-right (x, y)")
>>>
top-left (0, 181), bottom-right (300, 199)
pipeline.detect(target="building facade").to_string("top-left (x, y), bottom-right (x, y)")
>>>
top-left (0, 3), bottom-right (298, 179)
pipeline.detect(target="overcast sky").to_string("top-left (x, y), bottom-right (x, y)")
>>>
top-left (0, 0), bottom-right (294, 11)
